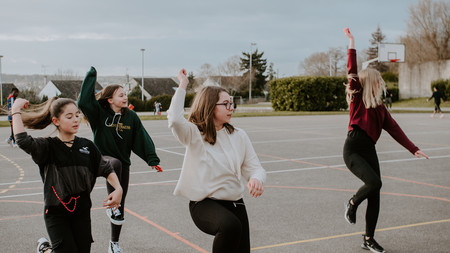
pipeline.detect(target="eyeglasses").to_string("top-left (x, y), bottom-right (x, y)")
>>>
top-left (215, 102), bottom-right (234, 110)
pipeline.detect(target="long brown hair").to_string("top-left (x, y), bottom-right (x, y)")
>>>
top-left (188, 86), bottom-right (234, 145)
top-left (21, 97), bottom-right (77, 130)
top-left (96, 84), bottom-right (129, 114)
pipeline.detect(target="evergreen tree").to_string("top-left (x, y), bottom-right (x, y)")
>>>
top-left (240, 49), bottom-right (267, 96)
top-left (187, 71), bottom-right (195, 92)
top-left (368, 25), bottom-right (388, 72)
top-left (267, 62), bottom-right (276, 81)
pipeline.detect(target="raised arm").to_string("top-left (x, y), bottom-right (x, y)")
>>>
top-left (167, 69), bottom-right (196, 145)
top-left (78, 67), bottom-right (102, 125)
top-left (344, 27), bottom-right (355, 49)
top-left (11, 98), bottom-right (29, 135)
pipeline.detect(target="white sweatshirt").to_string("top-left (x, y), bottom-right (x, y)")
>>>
top-left (167, 88), bottom-right (266, 201)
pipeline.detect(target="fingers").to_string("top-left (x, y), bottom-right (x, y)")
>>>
top-left (153, 165), bottom-right (163, 172)
top-left (248, 179), bottom-right (264, 198)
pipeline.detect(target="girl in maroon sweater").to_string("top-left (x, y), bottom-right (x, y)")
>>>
top-left (342, 28), bottom-right (428, 253)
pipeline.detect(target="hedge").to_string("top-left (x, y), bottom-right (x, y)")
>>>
top-left (269, 76), bottom-right (348, 111)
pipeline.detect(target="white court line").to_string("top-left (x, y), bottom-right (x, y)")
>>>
top-left (2, 155), bottom-right (448, 199)
top-left (260, 146), bottom-right (450, 164)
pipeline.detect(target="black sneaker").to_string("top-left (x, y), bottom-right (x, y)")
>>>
top-left (362, 236), bottom-right (386, 253)
top-left (106, 207), bottom-right (125, 225)
top-left (36, 237), bottom-right (52, 253)
top-left (344, 199), bottom-right (357, 224)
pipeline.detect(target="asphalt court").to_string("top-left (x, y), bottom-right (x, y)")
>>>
top-left (1, 113), bottom-right (449, 252)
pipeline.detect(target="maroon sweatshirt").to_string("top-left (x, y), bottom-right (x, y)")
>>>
top-left (347, 49), bottom-right (419, 154)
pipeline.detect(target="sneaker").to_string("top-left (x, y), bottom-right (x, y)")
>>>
top-left (344, 199), bottom-right (357, 224)
top-left (109, 240), bottom-right (122, 253)
top-left (36, 237), bottom-right (51, 253)
top-left (12, 141), bottom-right (18, 148)
top-left (6, 138), bottom-right (12, 145)
top-left (440, 114), bottom-right (444, 119)
top-left (430, 114), bottom-right (435, 118)
top-left (361, 236), bottom-right (386, 253)
top-left (106, 207), bottom-right (125, 225)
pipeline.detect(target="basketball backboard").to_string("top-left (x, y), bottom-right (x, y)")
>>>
top-left (378, 43), bottom-right (405, 62)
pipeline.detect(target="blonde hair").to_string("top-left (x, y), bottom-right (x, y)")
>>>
top-left (188, 86), bottom-right (234, 145)
top-left (346, 68), bottom-right (385, 109)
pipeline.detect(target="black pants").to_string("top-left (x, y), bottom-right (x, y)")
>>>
top-left (189, 198), bottom-right (250, 253)
top-left (434, 102), bottom-right (442, 113)
top-left (9, 120), bottom-right (14, 142)
top-left (343, 128), bottom-right (382, 237)
top-left (105, 156), bottom-right (129, 242)
top-left (44, 193), bottom-right (93, 253)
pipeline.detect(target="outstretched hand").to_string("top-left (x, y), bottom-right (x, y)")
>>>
top-left (177, 69), bottom-right (189, 89)
top-left (414, 150), bottom-right (429, 159)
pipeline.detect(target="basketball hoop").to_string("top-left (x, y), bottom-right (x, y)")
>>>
top-left (390, 59), bottom-right (400, 62)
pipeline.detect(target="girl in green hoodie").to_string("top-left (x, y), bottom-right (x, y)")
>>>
top-left (78, 67), bottom-right (161, 253)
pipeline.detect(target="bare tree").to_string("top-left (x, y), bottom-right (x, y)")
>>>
top-left (198, 63), bottom-right (216, 78)
top-left (300, 48), bottom-right (346, 76)
top-left (402, 0), bottom-right (450, 62)
top-left (300, 52), bottom-right (329, 76)
top-left (217, 55), bottom-right (244, 93)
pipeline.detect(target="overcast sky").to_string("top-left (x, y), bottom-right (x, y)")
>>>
top-left (0, 0), bottom-right (416, 78)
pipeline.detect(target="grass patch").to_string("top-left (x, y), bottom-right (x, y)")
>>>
top-left (393, 97), bottom-right (448, 108)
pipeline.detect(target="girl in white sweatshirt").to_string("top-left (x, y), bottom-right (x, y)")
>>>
top-left (168, 69), bottom-right (266, 253)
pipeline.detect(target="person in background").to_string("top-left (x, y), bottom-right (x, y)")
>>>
top-left (427, 86), bottom-right (446, 118)
top-left (6, 87), bottom-right (19, 147)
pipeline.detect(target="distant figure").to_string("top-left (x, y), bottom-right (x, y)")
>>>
top-left (155, 101), bottom-right (162, 115)
top-left (427, 87), bottom-right (446, 118)
top-left (6, 88), bottom-right (19, 147)
top-left (383, 89), bottom-right (392, 110)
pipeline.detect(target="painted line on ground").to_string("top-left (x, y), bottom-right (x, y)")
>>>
top-left (125, 208), bottom-right (210, 253)
top-left (251, 218), bottom-right (450, 251)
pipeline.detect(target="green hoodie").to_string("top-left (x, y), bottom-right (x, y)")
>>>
top-left (78, 67), bottom-right (160, 167)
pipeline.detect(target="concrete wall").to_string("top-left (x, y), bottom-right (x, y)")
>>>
top-left (399, 60), bottom-right (450, 99)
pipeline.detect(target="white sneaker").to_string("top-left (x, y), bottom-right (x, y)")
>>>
top-left (440, 114), bottom-right (444, 119)
top-left (36, 237), bottom-right (51, 253)
top-left (430, 114), bottom-right (435, 118)
top-left (106, 207), bottom-right (125, 225)
top-left (109, 241), bottom-right (122, 253)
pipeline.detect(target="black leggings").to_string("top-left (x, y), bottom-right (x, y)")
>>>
top-left (44, 193), bottom-right (93, 253)
top-left (105, 156), bottom-right (130, 242)
top-left (343, 128), bottom-right (382, 237)
top-left (434, 103), bottom-right (442, 113)
top-left (189, 198), bottom-right (250, 253)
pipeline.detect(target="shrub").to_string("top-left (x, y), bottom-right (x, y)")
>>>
top-left (431, 79), bottom-right (450, 98)
top-left (381, 72), bottom-right (398, 82)
top-left (269, 76), bottom-right (347, 111)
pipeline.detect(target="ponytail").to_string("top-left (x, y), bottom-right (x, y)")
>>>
top-left (22, 97), bottom-right (77, 130)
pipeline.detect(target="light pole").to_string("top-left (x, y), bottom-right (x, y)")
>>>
top-left (0, 55), bottom-right (3, 106)
top-left (140, 48), bottom-right (145, 101)
top-left (249, 43), bottom-right (256, 103)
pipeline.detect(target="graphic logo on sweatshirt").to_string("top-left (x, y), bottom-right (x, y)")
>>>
top-left (79, 147), bottom-right (90, 154)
